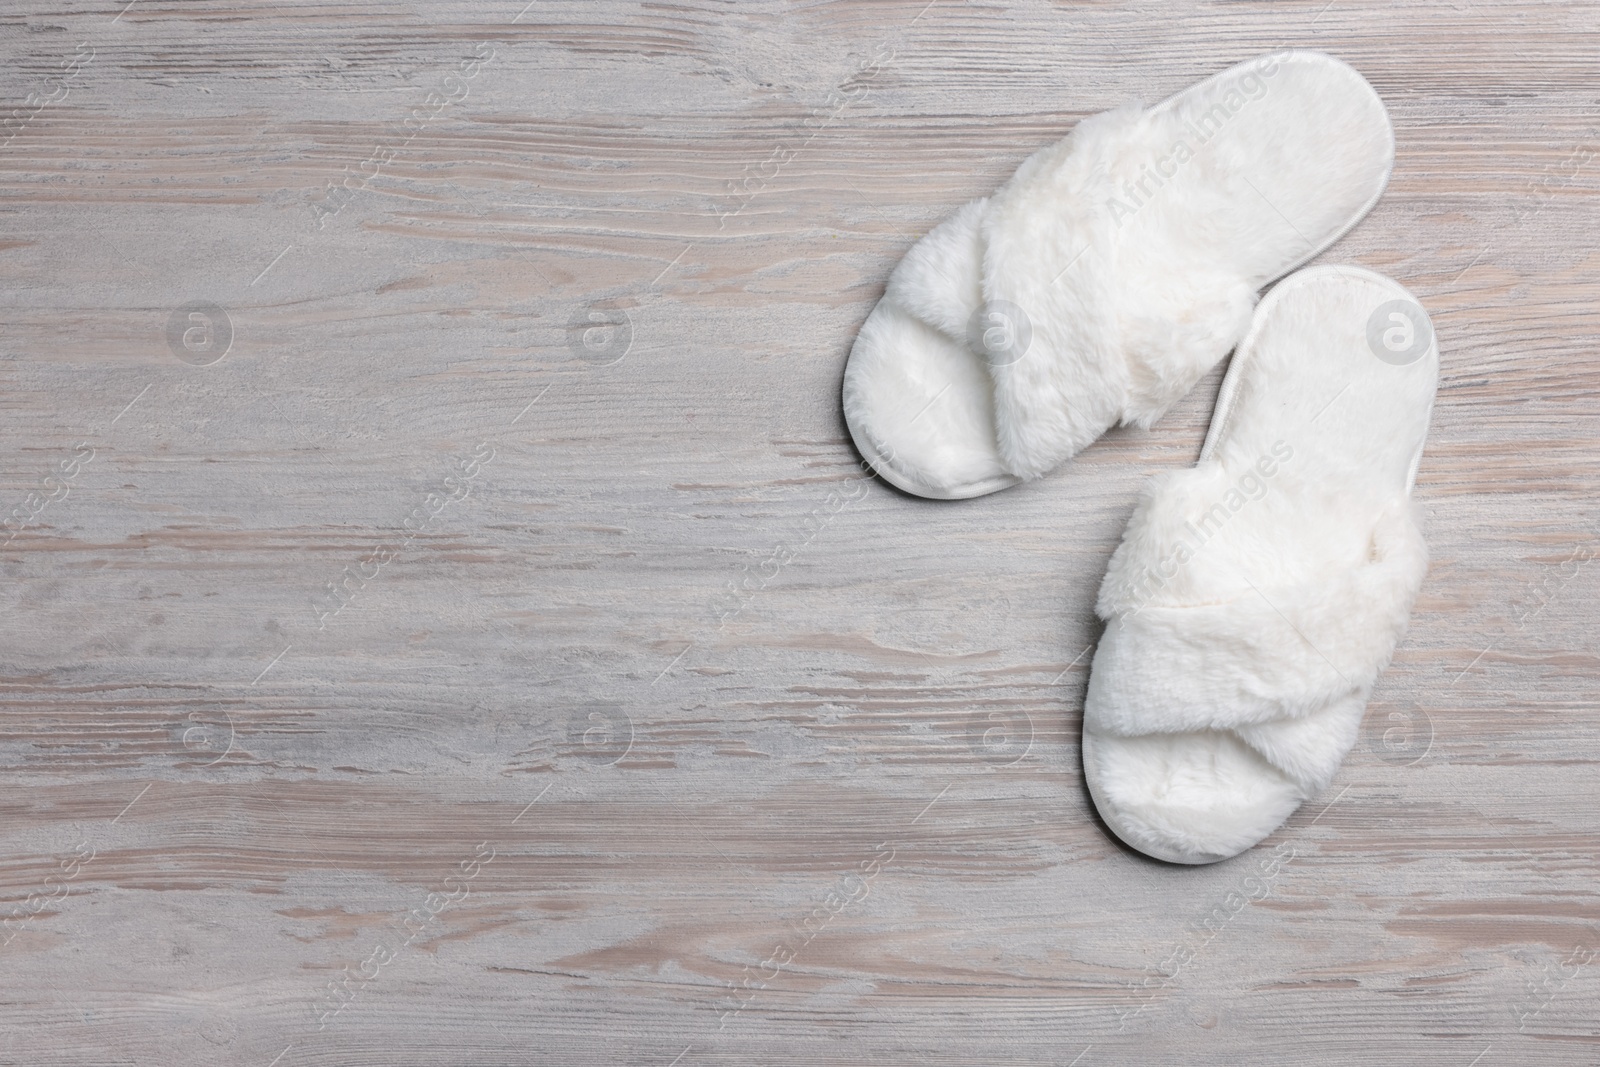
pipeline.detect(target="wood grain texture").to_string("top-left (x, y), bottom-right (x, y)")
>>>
top-left (0, 0), bottom-right (1597, 1063)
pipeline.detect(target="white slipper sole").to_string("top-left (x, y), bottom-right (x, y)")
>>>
top-left (1082, 264), bottom-right (1439, 864)
top-left (844, 50), bottom-right (1395, 499)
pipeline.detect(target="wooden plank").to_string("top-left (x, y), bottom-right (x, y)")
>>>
top-left (1, 0), bottom-right (1598, 1063)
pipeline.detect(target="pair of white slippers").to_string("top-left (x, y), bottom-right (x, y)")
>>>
top-left (843, 51), bottom-right (1439, 864)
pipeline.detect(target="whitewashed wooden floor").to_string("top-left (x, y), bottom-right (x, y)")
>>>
top-left (1, 1), bottom-right (1597, 1063)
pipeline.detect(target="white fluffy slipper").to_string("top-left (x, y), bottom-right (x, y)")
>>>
top-left (843, 50), bottom-right (1394, 499)
top-left (1082, 265), bottom-right (1438, 864)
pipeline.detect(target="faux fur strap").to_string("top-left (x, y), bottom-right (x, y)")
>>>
top-left (979, 105), bottom-right (1258, 479)
top-left (880, 105), bottom-right (1260, 483)
top-left (1085, 476), bottom-right (1427, 750)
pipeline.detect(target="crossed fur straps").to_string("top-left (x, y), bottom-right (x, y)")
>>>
top-left (1085, 464), bottom-right (1429, 792)
top-left (882, 103), bottom-right (1260, 481)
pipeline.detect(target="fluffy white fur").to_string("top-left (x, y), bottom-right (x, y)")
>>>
top-left (843, 50), bottom-right (1395, 498)
top-left (1083, 265), bottom-right (1440, 864)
